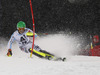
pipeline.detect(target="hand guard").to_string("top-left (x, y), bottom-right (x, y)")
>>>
top-left (7, 49), bottom-right (12, 57)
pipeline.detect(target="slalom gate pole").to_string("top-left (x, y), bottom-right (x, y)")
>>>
top-left (29, 0), bottom-right (35, 57)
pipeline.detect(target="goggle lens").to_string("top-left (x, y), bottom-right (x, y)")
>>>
top-left (18, 28), bottom-right (25, 31)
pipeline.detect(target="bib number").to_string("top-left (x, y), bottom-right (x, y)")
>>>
top-left (20, 35), bottom-right (28, 45)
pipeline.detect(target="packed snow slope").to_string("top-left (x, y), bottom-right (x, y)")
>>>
top-left (0, 33), bottom-right (100, 75)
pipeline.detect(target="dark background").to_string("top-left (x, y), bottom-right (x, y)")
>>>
top-left (0, 0), bottom-right (100, 37)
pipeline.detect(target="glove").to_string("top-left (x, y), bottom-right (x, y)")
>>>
top-left (7, 49), bottom-right (12, 57)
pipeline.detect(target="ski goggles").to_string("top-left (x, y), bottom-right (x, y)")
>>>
top-left (17, 28), bottom-right (25, 31)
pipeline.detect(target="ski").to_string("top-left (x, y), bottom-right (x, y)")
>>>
top-left (53, 57), bottom-right (66, 62)
top-left (46, 56), bottom-right (66, 62)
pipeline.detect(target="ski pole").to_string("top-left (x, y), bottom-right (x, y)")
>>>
top-left (29, 0), bottom-right (35, 58)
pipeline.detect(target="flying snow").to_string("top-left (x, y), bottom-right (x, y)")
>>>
top-left (0, 32), bottom-right (86, 58)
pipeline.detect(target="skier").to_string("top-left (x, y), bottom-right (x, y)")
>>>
top-left (7, 21), bottom-right (55, 60)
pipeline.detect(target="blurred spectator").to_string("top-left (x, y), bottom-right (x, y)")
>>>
top-left (90, 35), bottom-right (100, 56)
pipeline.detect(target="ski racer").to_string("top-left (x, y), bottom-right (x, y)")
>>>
top-left (7, 21), bottom-right (55, 60)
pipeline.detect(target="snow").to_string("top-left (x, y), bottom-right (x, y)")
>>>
top-left (0, 34), bottom-right (100, 75)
